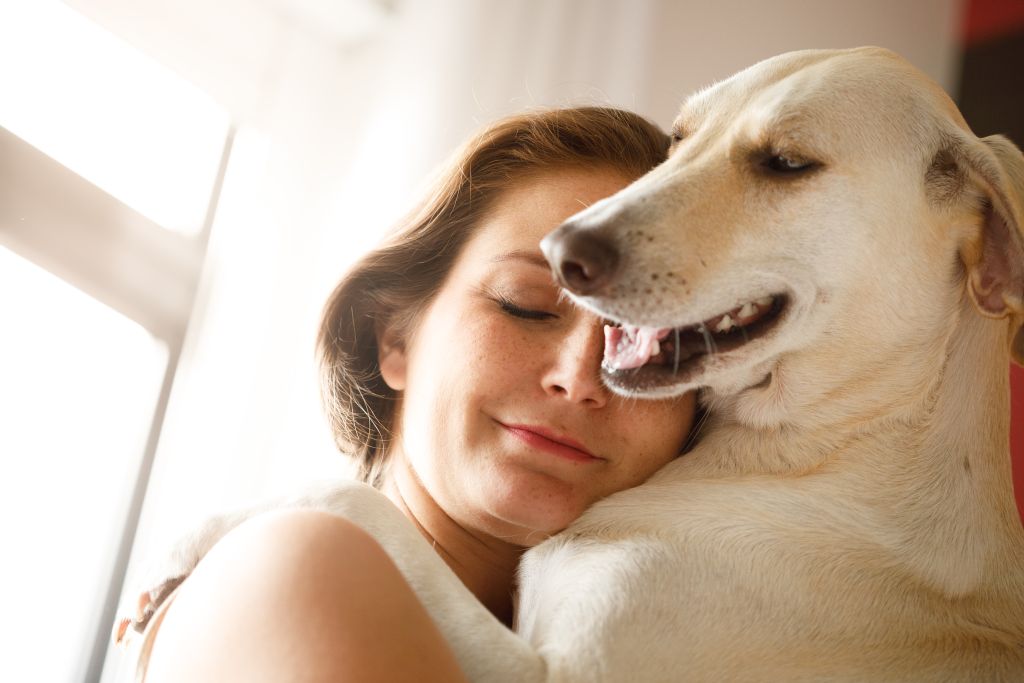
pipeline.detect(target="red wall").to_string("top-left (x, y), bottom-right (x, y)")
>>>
top-left (962, 0), bottom-right (1024, 44)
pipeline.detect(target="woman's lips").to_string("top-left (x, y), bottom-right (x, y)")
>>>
top-left (501, 423), bottom-right (602, 463)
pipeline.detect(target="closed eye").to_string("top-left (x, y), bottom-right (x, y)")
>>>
top-left (497, 297), bottom-right (558, 321)
top-left (761, 152), bottom-right (819, 175)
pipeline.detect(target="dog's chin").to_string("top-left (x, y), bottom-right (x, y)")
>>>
top-left (602, 370), bottom-right (701, 399)
top-left (599, 292), bottom-right (792, 398)
top-left (602, 352), bottom-right (777, 400)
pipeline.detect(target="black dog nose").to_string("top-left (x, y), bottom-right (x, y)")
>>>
top-left (542, 228), bottom-right (619, 295)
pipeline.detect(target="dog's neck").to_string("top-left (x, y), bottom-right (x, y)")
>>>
top-left (681, 295), bottom-right (1024, 599)
top-left (880, 298), bottom-right (1024, 597)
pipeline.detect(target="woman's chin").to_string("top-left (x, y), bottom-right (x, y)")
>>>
top-left (484, 494), bottom-right (586, 546)
top-left (465, 463), bottom-right (596, 545)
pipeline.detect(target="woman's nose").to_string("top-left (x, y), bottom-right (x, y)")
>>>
top-left (541, 320), bottom-right (609, 407)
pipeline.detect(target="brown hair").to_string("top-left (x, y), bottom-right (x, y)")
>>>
top-left (317, 106), bottom-right (669, 484)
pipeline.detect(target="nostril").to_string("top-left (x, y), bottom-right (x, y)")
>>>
top-left (550, 230), bottom-right (619, 295)
top-left (560, 260), bottom-right (590, 291)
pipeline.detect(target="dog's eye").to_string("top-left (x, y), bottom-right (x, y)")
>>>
top-left (764, 154), bottom-right (815, 174)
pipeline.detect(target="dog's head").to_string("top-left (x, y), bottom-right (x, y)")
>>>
top-left (542, 47), bottom-right (1024, 427)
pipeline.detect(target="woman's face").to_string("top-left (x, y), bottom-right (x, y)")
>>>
top-left (379, 167), bottom-right (696, 546)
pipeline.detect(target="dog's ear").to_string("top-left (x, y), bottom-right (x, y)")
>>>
top-left (941, 133), bottom-right (1024, 365)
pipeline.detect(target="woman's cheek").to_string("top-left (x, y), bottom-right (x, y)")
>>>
top-left (477, 323), bottom-right (532, 373)
top-left (646, 398), bottom-right (695, 458)
top-left (610, 400), bottom-right (691, 468)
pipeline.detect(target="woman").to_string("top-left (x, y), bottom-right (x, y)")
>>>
top-left (139, 107), bottom-right (698, 682)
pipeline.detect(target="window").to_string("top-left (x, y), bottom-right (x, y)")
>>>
top-left (0, 2), bottom-right (231, 680)
top-left (0, 248), bottom-right (168, 682)
top-left (0, 0), bottom-right (229, 236)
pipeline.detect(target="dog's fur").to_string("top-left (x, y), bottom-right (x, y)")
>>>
top-left (121, 48), bottom-right (1024, 682)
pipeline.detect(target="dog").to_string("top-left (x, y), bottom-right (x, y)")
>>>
top-left (118, 47), bottom-right (1024, 682)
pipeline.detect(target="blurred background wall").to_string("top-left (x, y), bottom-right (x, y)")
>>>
top-left (0, 1), bottom-right (1019, 682)
top-left (956, 0), bottom-right (1024, 538)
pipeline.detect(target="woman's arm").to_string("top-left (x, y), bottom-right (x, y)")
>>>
top-left (143, 509), bottom-right (469, 683)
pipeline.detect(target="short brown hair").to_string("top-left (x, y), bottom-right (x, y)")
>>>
top-left (317, 106), bottom-right (668, 484)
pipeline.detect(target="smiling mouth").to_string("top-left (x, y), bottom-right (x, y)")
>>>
top-left (501, 423), bottom-right (601, 463)
top-left (602, 293), bottom-right (789, 392)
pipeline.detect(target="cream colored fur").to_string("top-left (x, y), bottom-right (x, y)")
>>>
top-left (522, 46), bottom-right (1024, 681)
top-left (120, 48), bottom-right (1024, 682)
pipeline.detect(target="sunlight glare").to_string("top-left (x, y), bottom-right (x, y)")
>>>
top-left (0, 1), bottom-right (229, 234)
top-left (0, 246), bottom-right (168, 681)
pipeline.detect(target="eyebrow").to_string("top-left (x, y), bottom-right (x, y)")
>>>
top-left (490, 249), bottom-right (551, 270)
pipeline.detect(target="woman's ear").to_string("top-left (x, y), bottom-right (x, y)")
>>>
top-left (377, 322), bottom-right (408, 391)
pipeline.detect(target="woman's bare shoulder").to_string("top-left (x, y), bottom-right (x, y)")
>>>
top-left (138, 510), bottom-right (371, 680)
top-left (141, 508), bottom-right (466, 682)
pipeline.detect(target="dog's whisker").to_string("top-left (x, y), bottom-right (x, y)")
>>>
top-left (698, 323), bottom-right (717, 357)
top-left (673, 327), bottom-right (681, 375)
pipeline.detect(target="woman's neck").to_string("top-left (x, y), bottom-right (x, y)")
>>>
top-left (382, 454), bottom-right (523, 626)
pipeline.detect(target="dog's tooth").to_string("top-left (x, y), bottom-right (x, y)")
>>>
top-left (651, 339), bottom-right (660, 356)
top-left (755, 296), bottom-right (773, 307)
top-left (715, 314), bottom-right (734, 333)
top-left (738, 302), bottom-right (756, 319)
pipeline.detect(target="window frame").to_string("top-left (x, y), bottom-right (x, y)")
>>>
top-left (0, 123), bottom-right (234, 682)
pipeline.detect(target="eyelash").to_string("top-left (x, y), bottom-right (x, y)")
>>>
top-left (496, 297), bottom-right (558, 321)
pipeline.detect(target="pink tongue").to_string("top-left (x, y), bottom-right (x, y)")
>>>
top-left (603, 324), bottom-right (670, 370)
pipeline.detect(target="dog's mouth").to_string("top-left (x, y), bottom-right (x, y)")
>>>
top-left (602, 293), bottom-right (789, 393)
